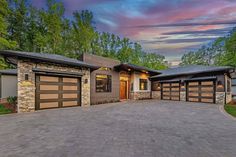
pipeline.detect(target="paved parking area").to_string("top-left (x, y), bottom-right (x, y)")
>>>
top-left (0, 100), bottom-right (236, 157)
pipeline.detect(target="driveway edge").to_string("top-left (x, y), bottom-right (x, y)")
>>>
top-left (219, 105), bottom-right (236, 120)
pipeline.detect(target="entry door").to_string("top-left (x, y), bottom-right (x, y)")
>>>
top-left (120, 81), bottom-right (127, 99)
top-left (36, 75), bottom-right (81, 110)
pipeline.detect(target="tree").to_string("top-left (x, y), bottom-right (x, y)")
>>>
top-left (72, 10), bottom-right (96, 55)
top-left (143, 53), bottom-right (167, 70)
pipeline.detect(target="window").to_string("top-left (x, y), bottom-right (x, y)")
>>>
top-left (96, 75), bottom-right (112, 92)
top-left (139, 79), bottom-right (148, 90)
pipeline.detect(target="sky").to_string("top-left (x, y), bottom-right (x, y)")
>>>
top-left (32, 0), bottom-right (236, 61)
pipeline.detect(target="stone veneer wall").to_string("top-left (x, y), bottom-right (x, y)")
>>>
top-left (216, 92), bottom-right (225, 105)
top-left (130, 91), bottom-right (151, 100)
top-left (180, 91), bottom-right (186, 101)
top-left (17, 60), bottom-right (90, 113)
top-left (151, 91), bottom-right (161, 99)
top-left (226, 92), bottom-right (232, 104)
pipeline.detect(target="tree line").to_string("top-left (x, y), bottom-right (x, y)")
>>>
top-left (0, 0), bottom-right (167, 70)
top-left (181, 27), bottom-right (236, 68)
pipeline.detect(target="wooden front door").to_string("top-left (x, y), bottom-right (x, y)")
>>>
top-left (120, 81), bottom-right (127, 100)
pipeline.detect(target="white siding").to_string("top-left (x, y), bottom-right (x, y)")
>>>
top-left (132, 72), bottom-right (151, 92)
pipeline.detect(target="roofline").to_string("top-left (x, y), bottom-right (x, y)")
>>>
top-left (114, 63), bottom-right (161, 74)
top-left (150, 67), bottom-right (233, 79)
top-left (0, 69), bottom-right (17, 75)
top-left (0, 50), bottom-right (100, 70)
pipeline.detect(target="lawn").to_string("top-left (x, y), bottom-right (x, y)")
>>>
top-left (224, 104), bottom-right (236, 117)
top-left (0, 104), bottom-right (12, 115)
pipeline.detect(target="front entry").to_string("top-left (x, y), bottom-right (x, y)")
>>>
top-left (120, 81), bottom-right (127, 100)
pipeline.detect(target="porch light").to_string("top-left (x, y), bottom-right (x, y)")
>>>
top-left (128, 68), bottom-right (131, 71)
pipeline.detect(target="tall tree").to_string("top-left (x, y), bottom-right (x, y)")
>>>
top-left (72, 10), bottom-right (96, 54)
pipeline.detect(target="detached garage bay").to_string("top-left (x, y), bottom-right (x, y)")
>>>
top-left (36, 75), bottom-right (81, 110)
top-left (161, 81), bottom-right (180, 101)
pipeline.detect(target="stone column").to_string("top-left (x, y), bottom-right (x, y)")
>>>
top-left (180, 91), bottom-right (186, 101)
top-left (17, 60), bottom-right (36, 113)
top-left (216, 92), bottom-right (225, 105)
top-left (81, 68), bottom-right (91, 107)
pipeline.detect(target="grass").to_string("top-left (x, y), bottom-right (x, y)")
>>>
top-left (224, 104), bottom-right (236, 117)
top-left (0, 104), bottom-right (12, 115)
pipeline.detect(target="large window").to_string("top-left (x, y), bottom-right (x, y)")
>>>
top-left (96, 75), bottom-right (112, 92)
top-left (139, 79), bottom-right (148, 90)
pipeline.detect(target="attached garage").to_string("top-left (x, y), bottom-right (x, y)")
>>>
top-left (186, 79), bottom-right (216, 103)
top-left (161, 81), bottom-right (180, 101)
top-left (36, 75), bottom-right (81, 110)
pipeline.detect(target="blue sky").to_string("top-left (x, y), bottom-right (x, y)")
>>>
top-left (32, 0), bottom-right (236, 61)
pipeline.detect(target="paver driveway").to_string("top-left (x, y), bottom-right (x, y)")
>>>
top-left (0, 100), bottom-right (236, 157)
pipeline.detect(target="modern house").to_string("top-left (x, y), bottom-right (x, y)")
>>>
top-left (0, 50), bottom-right (234, 113)
top-left (79, 53), bottom-right (160, 104)
top-left (150, 65), bottom-right (234, 104)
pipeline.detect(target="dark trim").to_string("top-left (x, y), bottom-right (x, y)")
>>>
top-left (184, 77), bottom-right (217, 82)
top-left (158, 80), bottom-right (181, 83)
top-left (33, 68), bottom-right (83, 78)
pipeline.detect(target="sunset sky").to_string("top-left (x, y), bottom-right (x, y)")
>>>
top-left (32, 0), bottom-right (236, 61)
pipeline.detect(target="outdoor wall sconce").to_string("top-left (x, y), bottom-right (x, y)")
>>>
top-left (84, 78), bottom-right (88, 84)
top-left (217, 80), bottom-right (224, 90)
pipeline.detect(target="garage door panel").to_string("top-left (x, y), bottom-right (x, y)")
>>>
top-left (40, 102), bottom-right (59, 109)
top-left (40, 94), bottom-right (59, 99)
top-left (40, 85), bottom-right (59, 90)
top-left (36, 75), bottom-right (81, 110)
top-left (63, 85), bottom-right (78, 91)
top-left (161, 82), bottom-right (180, 101)
top-left (63, 93), bottom-right (78, 99)
top-left (189, 82), bottom-right (198, 86)
top-left (40, 76), bottom-right (59, 82)
top-left (62, 101), bottom-right (78, 107)
top-left (187, 80), bottom-right (215, 103)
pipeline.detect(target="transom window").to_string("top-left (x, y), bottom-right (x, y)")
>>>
top-left (139, 79), bottom-right (148, 90)
top-left (96, 75), bottom-right (112, 92)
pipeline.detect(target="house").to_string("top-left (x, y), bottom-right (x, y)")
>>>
top-left (0, 50), bottom-right (98, 112)
top-left (0, 50), bottom-right (234, 113)
top-left (79, 53), bottom-right (160, 104)
top-left (150, 65), bottom-right (234, 104)
top-left (231, 72), bottom-right (236, 101)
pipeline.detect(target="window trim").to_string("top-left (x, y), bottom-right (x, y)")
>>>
top-left (95, 74), bottom-right (112, 93)
top-left (139, 79), bottom-right (148, 91)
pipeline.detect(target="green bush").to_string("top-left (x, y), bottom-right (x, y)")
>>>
top-left (0, 104), bottom-right (12, 114)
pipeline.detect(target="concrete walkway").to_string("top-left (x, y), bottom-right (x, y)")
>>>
top-left (0, 100), bottom-right (236, 157)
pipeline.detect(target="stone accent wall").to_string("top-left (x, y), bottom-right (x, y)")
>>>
top-left (151, 91), bottom-right (161, 99)
top-left (18, 60), bottom-right (36, 112)
top-left (226, 92), bottom-right (232, 104)
top-left (17, 60), bottom-right (90, 113)
top-left (216, 92), bottom-right (225, 105)
top-left (180, 91), bottom-right (186, 101)
top-left (130, 91), bottom-right (151, 100)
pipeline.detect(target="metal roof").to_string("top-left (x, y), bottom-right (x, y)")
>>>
top-left (151, 65), bottom-right (233, 79)
top-left (0, 50), bottom-right (99, 70)
top-left (0, 69), bottom-right (17, 75)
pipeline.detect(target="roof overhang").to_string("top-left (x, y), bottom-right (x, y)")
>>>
top-left (0, 50), bottom-right (100, 71)
top-left (114, 63), bottom-right (160, 75)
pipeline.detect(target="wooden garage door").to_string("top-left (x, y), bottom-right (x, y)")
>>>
top-left (186, 81), bottom-right (215, 103)
top-left (161, 82), bottom-right (180, 101)
top-left (36, 75), bottom-right (81, 110)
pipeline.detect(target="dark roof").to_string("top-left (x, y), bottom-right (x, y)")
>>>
top-left (114, 63), bottom-right (160, 75)
top-left (0, 69), bottom-right (17, 75)
top-left (151, 65), bottom-right (233, 79)
top-left (0, 50), bottom-right (99, 70)
top-left (184, 76), bottom-right (217, 81)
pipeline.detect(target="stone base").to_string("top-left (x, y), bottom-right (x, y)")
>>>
top-left (180, 92), bottom-right (186, 101)
top-left (151, 91), bottom-right (161, 99)
top-left (130, 91), bottom-right (151, 100)
top-left (226, 92), bottom-right (232, 104)
top-left (216, 92), bottom-right (225, 105)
